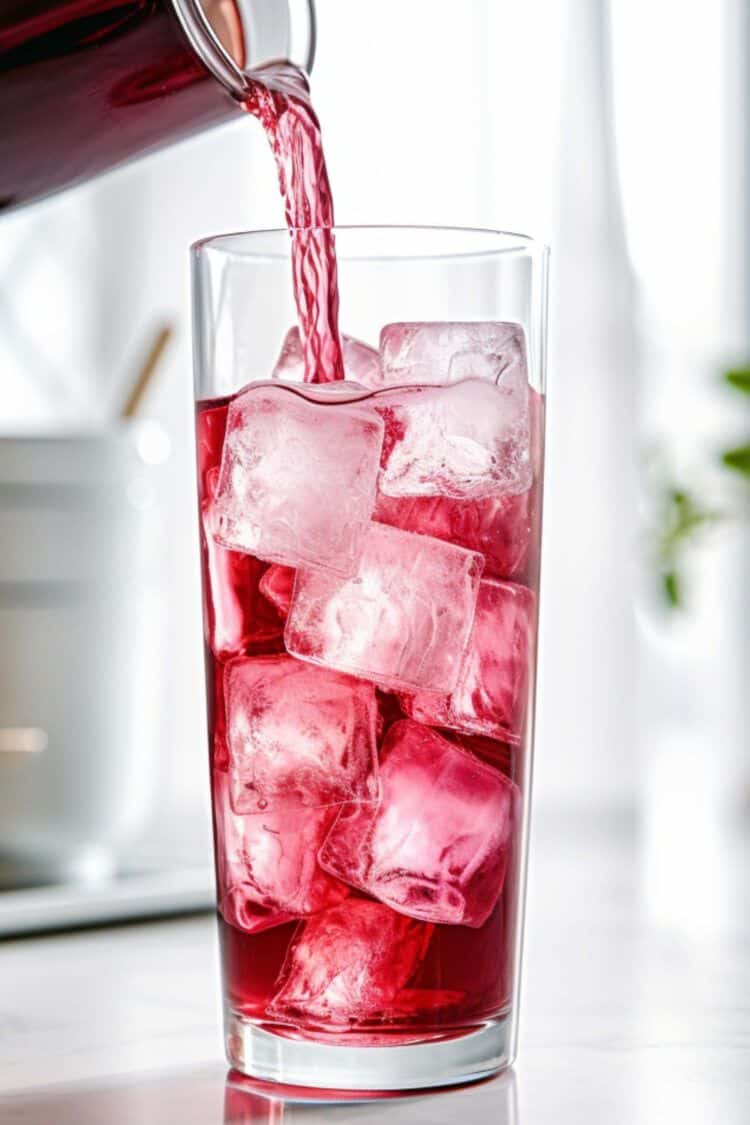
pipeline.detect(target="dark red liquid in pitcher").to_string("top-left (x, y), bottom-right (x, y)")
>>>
top-left (0, 1), bottom-right (245, 209)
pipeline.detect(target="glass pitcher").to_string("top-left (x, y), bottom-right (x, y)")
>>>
top-left (0, 1), bottom-right (316, 210)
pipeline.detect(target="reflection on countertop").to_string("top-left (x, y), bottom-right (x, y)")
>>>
top-left (223, 1069), bottom-right (518, 1123)
top-left (1, 810), bottom-right (749, 1123)
top-left (0, 1067), bottom-right (517, 1125)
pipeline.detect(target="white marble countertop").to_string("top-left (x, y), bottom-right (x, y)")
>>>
top-left (1, 811), bottom-right (749, 1123)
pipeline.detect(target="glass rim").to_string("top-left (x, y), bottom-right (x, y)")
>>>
top-left (191, 224), bottom-right (550, 264)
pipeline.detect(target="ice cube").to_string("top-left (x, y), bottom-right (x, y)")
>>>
top-left (267, 900), bottom-right (433, 1029)
top-left (201, 468), bottom-right (285, 658)
top-left (214, 772), bottom-right (347, 935)
top-left (376, 379), bottom-right (531, 500)
top-left (448, 350), bottom-right (512, 383)
top-left (375, 384), bottom-right (544, 579)
top-left (285, 522), bottom-right (484, 693)
top-left (273, 326), bottom-right (383, 388)
top-left (214, 384), bottom-right (383, 576)
top-left (224, 655), bottom-right (379, 814)
top-left (373, 490), bottom-right (531, 581)
top-left (379, 321), bottom-right (528, 386)
top-left (319, 720), bottom-right (518, 928)
top-left (402, 580), bottom-right (535, 744)
top-left (259, 564), bottom-right (295, 619)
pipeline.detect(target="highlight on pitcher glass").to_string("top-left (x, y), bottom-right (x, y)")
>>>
top-left (192, 226), bottom-right (549, 1090)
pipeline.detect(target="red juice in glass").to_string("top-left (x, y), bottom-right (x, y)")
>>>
top-left (193, 325), bottom-right (545, 1082)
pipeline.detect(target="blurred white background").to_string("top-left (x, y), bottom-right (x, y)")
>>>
top-left (1, 0), bottom-right (747, 909)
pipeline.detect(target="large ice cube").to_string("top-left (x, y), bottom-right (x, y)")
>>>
top-left (214, 384), bottom-right (383, 576)
top-left (201, 468), bottom-right (285, 658)
top-left (273, 326), bottom-right (383, 389)
top-left (267, 900), bottom-right (432, 1029)
top-left (214, 772), bottom-right (347, 935)
top-left (319, 721), bottom-right (518, 928)
top-left (379, 321), bottom-right (528, 386)
top-left (285, 522), bottom-right (484, 693)
top-left (373, 385), bottom-right (546, 580)
top-left (402, 580), bottom-right (535, 744)
top-left (224, 655), bottom-right (379, 814)
top-left (376, 379), bottom-right (531, 500)
top-left (373, 490), bottom-right (531, 581)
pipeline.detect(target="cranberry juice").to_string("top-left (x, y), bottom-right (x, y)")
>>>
top-left (242, 65), bottom-right (343, 383)
top-left (196, 373), bottom-right (542, 1040)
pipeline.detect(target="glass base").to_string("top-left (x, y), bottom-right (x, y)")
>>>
top-left (224, 1010), bottom-right (513, 1091)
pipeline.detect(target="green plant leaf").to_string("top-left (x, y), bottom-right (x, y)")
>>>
top-left (659, 489), bottom-right (718, 563)
top-left (655, 488), bottom-right (721, 610)
top-left (663, 571), bottom-right (680, 607)
top-left (722, 444), bottom-right (750, 477)
top-left (725, 368), bottom-right (750, 395)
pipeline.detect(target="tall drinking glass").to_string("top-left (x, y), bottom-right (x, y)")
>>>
top-left (191, 226), bottom-right (548, 1090)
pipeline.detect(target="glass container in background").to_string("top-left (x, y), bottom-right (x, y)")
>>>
top-left (0, 0), bottom-right (315, 210)
top-left (0, 425), bottom-right (167, 887)
top-left (191, 226), bottom-right (548, 1089)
